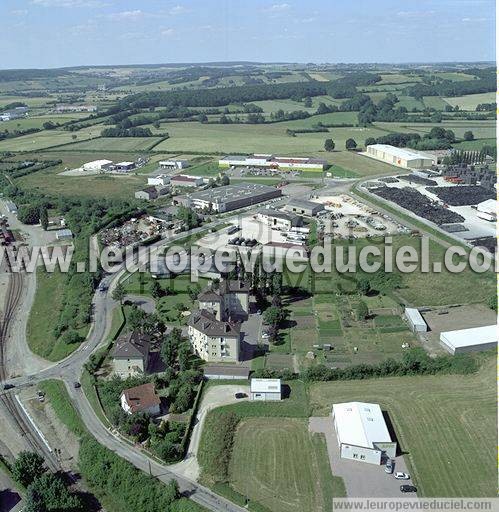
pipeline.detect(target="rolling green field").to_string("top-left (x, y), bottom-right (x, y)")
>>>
top-left (310, 355), bottom-right (496, 497)
top-left (421, 96), bottom-right (450, 110)
top-left (59, 136), bottom-right (164, 152)
top-left (442, 92), bottom-right (496, 110)
top-left (151, 120), bottom-right (386, 157)
top-left (0, 127), bottom-right (99, 152)
top-left (229, 418), bottom-right (341, 512)
top-left (18, 169), bottom-right (146, 199)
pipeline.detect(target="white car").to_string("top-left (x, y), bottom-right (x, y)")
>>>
top-left (394, 472), bottom-right (410, 480)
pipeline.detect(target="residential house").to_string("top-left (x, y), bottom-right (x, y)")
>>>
top-left (120, 383), bottom-right (161, 415)
top-left (111, 331), bottom-right (151, 378)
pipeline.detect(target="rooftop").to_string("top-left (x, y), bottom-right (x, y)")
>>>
top-left (258, 209), bottom-right (298, 221)
top-left (251, 378), bottom-right (281, 393)
top-left (286, 198), bottom-right (324, 210)
top-left (332, 402), bottom-right (392, 449)
top-left (368, 144), bottom-right (434, 160)
top-left (189, 309), bottom-right (241, 337)
top-left (112, 330), bottom-right (151, 359)
top-left (440, 324), bottom-right (497, 349)
top-left (121, 383), bottom-right (160, 414)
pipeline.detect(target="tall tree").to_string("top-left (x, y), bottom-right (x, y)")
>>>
top-left (12, 451), bottom-right (46, 487)
top-left (324, 138), bottom-right (335, 152)
top-left (112, 283), bottom-right (126, 304)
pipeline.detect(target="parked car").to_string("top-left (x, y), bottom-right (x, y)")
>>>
top-left (37, 391), bottom-right (45, 402)
top-left (73, 382), bottom-right (81, 389)
top-left (235, 393), bottom-right (247, 399)
top-left (261, 332), bottom-right (270, 339)
top-left (385, 459), bottom-right (394, 474)
top-left (400, 485), bottom-right (417, 493)
top-left (394, 472), bottom-right (410, 480)
top-left (3, 383), bottom-right (14, 390)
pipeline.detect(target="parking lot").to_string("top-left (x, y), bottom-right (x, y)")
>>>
top-left (309, 417), bottom-right (414, 497)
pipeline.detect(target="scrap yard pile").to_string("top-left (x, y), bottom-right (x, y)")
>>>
top-left (442, 164), bottom-right (495, 189)
top-left (397, 174), bottom-right (438, 186)
top-left (372, 186), bottom-right (465, 225)
top-left (426, 186), bottom-right (495, 206)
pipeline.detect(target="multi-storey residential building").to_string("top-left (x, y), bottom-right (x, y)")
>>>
top-left (188, 310), bottom-right (241, 362)
top-left (188, 279), bottom-right (250, 362)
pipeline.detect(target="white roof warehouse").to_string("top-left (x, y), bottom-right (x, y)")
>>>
top-left (366, 144), bottom-right (434, 169)
top-left (440, 324), bottom-right (497, 355)
top-left (332, 402), bottom-right (397, 465)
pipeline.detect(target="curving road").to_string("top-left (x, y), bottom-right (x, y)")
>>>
top-left (1, 219), bottom-right (247, 512)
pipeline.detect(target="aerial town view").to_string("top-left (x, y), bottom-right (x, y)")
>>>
top-left (0, 1), bottom-right (496, 511)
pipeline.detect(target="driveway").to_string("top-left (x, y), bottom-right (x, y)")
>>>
top-left (170, 384), bottom-right (250, 481)
top-left (124, 294), bottom-right (156, 314)
top-left (240, 313), bottom-right (262, 361)
top-left (309, 417), bottom-right (415, 497)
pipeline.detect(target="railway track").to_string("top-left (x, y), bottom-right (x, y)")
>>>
top-left (0, 269), bottom-right (59, 472)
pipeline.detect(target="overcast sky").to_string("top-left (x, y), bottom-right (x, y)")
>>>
top-left (0, 0), bottom-right (495, 69)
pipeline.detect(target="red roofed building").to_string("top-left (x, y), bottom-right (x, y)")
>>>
top-left (120, 382), bottom-right (161, 415)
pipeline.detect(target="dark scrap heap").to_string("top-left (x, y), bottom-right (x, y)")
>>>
top-left (372, 186), bottom-right (465, 225)
top-left (426, 186), bottom-right (495, 206)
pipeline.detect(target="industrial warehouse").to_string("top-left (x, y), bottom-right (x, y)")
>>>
top-left (175, 182), bottom-right (282, 212)
top-left (365, 144), bottom-right (434, 169)
top-left (218, 154), bottom-right (328, 172)
top-left (440, 325), bottom-right (497, 354)
top-left (332, 402), bottom-right (397, 465)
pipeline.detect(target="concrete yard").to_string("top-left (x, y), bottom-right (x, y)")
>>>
top-left (309, 417), bottom-right (414, 498)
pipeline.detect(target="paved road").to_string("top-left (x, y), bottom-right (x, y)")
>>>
top-left (0, 218), bottom-right (251, 512)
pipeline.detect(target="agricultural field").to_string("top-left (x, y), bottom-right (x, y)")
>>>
top-left (310, 355), bottom-right (496, 497)
top-left (377, 73), bottom-right (421, 85)
top-left (0, 126), bottom-right (99, 152)
top-left (18, 166), bottom-right (147, 199)
top-left (229, 418), bottom-right (340, 512)
top-left (442, 92), bottom-right (496, 110)
top-left (421, 96), bottom-right (450, 110)
top-left (151, 120), bottom-right (387, 157)
top-left (62, 136), bottom-right (165, 152)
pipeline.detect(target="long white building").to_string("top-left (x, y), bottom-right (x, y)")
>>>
top-left (219, 154), bottom-right (327, 172)
top-left (332, 402), bottom-right (397, 465)
top-left (440, 324), bottom-right (497, 354)
top-left (366, 144), bottom-right (434, 169)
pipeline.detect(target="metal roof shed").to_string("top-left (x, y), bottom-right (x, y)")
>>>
top-left (440, 324), bottom-right (497, 355)
top-left (404, 307), bottom-right (427, 333)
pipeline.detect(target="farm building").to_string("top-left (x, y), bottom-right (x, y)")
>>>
top-left (0, 107), bottom-right (28, 121)
top-left (182, 183), bottom-right (282, 213)
top-left (159, 159), bottom-right (190, 170)
top-left (284, 198), bottom-right (325, 217)
top-left (120, 383), bottom-right (160, 415)
top-left (366, 145), bottom-right (434, 169)
top-left (404, 307), bottom-right (427, 333)
top-left (170, 175), bottom-right (204, 188)
top-left (135, 187), bottom-right (158, 201)
top-left (83, 159), bottom-right (113, 172)
top-left (440, 325), bottom-right (497, 355)
top-left (218, 154), bottom-right (327, 172)
top-left (332, 402), bottom-right (397, 465)
top-left (250, 378), bottom-right (282, 401)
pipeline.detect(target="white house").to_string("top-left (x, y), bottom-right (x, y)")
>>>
top-left (120, 383), bottom-right (161, 415)
top-left (332, 402), bottom-right (397, 465)
top-left (83, 159), bottom-right (113, 172)
top-left (111, 331), bottom-right (151, 378)
top-left (250, 378), bottom-right (281, 401)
